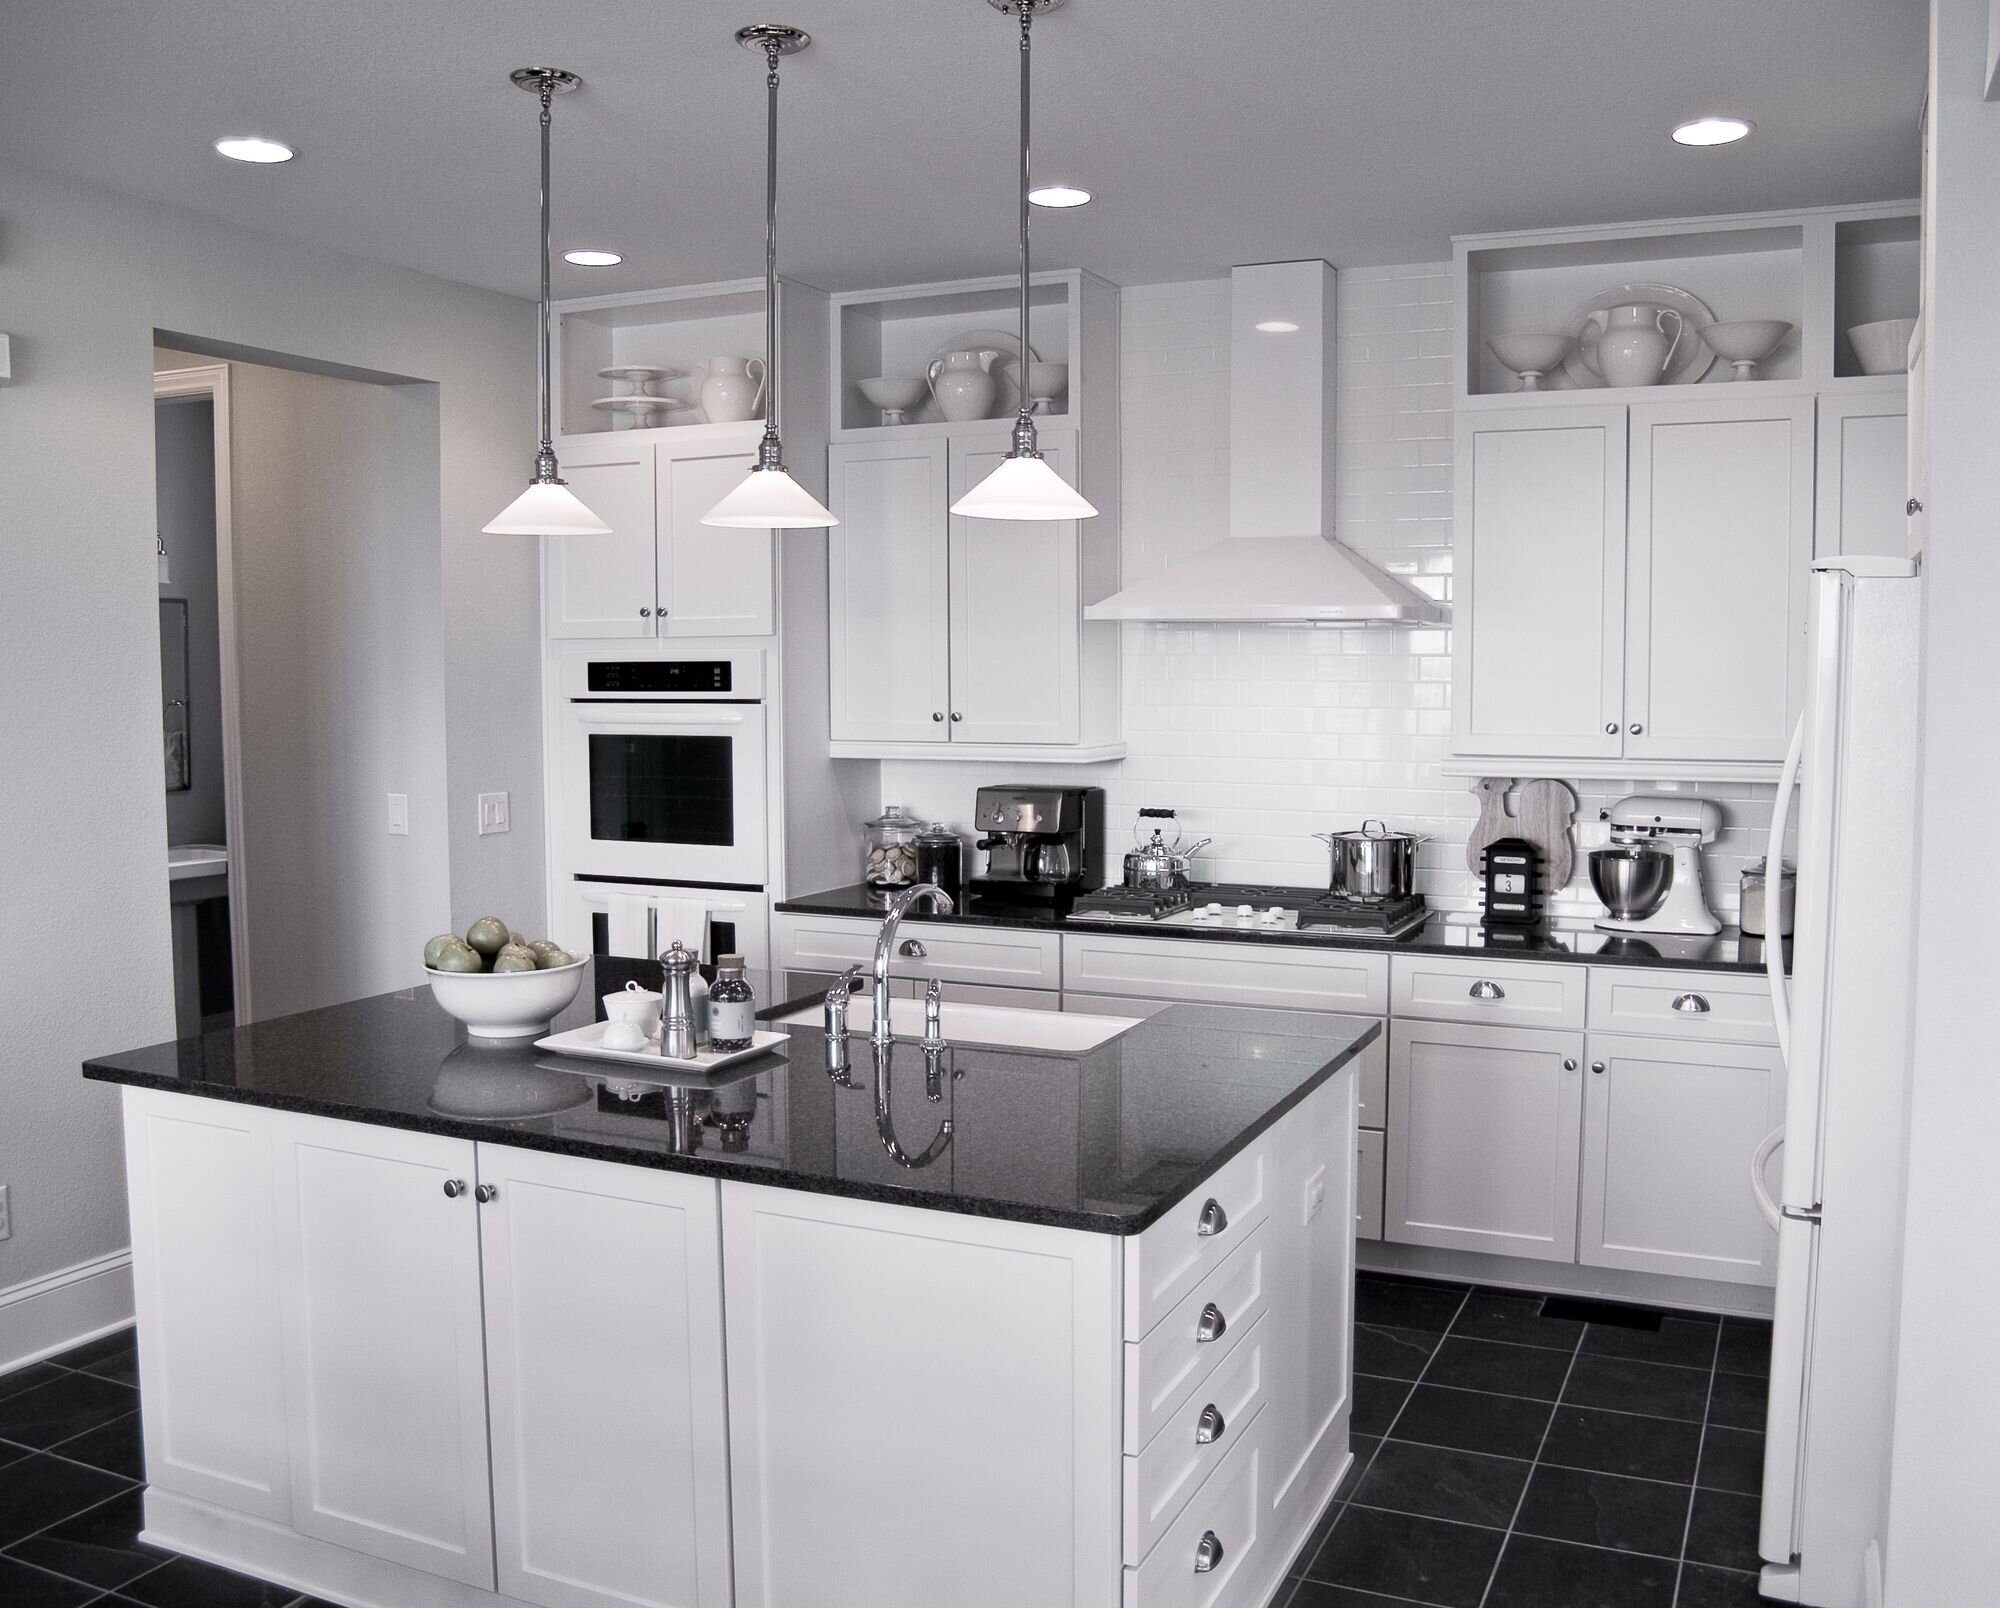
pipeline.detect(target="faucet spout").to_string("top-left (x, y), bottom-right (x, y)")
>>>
top-left (872, 884), bottom-right (955, 1047)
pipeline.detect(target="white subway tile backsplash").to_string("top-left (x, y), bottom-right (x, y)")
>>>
top-left (874, 267), bottom-right (1774, 922)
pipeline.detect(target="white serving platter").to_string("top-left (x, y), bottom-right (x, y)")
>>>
top-left (535, 1020), bottom-right (790, 1073)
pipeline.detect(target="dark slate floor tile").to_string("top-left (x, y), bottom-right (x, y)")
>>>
top-left (1355, 1275), bottom-right (1467, 1334)
top-left (0, 1554), bottom-right (102, 1608)
top-left (1449, 1289), bottom-right (1585, 1352)
top-left (1288, 1583), bottom-right (1435, 1608)
top-left (1422, 1336), bottom-right (1572, 1401)
top-left (1390, 1384), bottom-right (1554, 1461)
top-left (1580, 1315), bottom-right (1719, 1371)
top-left (1716, 1319), bottom-right (1773, 1379)
top-left (1352, 1374), bottom-right (1414, 1437)
top-left (54, 1330), bottom-right (136, 1376)
top-left (1676, 1562), bottom-right (1766, 1607)
top-left (1351, 1440), bottom-right (1530, 1529)
top-left (1706, 1370), bottom-right (1769, 1432)
top-left (1355, 1323), bottom-right (1442, 1381)
top-left (3, 1486), bottom-right (170, 1590)
top-left (1685, 1487), bottom-right (1763, 1571)
top-left (48, 1412), bottom-right (144, 1482)
top-left (0, 1447), bottom-right (25, 1477)
top-left (1302, 1505), bottom-right (1503, 1607)
top-left (1482, 1532), bottom-right (1677, 1608)
top-left (0, 1369), bottom-right (66, 1408)
top-left (1697, 1425), bottom-right (1765, 1496)
top-left (1512, 1463), bottom-right (1690, 1558)
top-left (113, 1553), bottom-right (306, 1607)
top-left (1561, 1355), bottom-right (1711, 1422)
top-left (0, 1454), bottom-right (132, 1549)
top-left (0, 1372), bottom-right (136, 1450)
top-left (1540, 1404), bottom-right (1701, 1484)
top-left (1335, 1435), bottom-right (1379, 1503)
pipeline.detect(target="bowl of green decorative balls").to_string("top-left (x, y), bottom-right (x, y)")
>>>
top-left (424, 917), bottom-right (586, 1039)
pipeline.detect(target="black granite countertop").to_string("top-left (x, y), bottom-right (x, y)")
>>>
top-left (777, 885), bottom-right (1789, 975)
top-left (82, 957), bottom-right (1376, 1236)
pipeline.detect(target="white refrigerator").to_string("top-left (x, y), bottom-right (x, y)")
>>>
top-left (1756, 557), bottom-right (1922, 1606)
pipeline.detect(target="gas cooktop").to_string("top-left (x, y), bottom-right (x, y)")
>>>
top-left (1066, 882), bottom-right (1429, 941)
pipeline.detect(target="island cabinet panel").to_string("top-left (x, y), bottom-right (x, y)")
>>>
top-left (1124, 1138), bottom-right (1273, 1340)
top-left (121, 1089), bottom-right (291, 1521)
top-left (720, 1181), bottom-right (1125, 1608)
top-left (268, 1113), bottom-right (497, 1588)
top-left (476, 1145), bottom-right (733, 1608)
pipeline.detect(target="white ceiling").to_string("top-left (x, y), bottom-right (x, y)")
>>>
top-left (0, 0), bottom-right (1926, 300)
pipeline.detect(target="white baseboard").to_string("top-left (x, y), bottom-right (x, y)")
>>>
top-left (1356, 1240), bottom-right (1777, 1319)
top-left (0, 1248), bottom-right (135, 1373)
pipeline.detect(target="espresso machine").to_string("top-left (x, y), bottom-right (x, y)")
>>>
top-left (1588, 795), bottom-right (1723, 935)
top-left (968, 785), bottom-right (1106, 909)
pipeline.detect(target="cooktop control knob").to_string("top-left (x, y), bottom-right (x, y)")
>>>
top-left (1236, 904), bottom-right (1254, 917)
top-left (1204, 903), bottom-right (1223, 915)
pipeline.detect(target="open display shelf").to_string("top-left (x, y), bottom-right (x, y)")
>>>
top-left (554, 279), bottom-right (768, 438)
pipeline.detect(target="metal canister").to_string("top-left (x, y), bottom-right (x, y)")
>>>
top-left (915, 823), bottom-right (964, 902)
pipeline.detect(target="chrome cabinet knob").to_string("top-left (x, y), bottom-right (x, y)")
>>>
top-left (1197, 1198), bottom-right (1228, 1238)
top-left (950, 712), bottom-right (963, 722)
top-left (1562, 1057), bottom-right (1578, 1072)
top-left (1629, 723), bottom-right (1644, 735)
top-left (442, 1179), bottom-right (465, 1199)
top-left (899, 939), bottom-right (927, 959)
top-left (1672, 993), bottom-right (1711, 1014)
top-left (932, 711), bottom-right (945, 722)
top-left (1196, 1302), bottom-right (1227, 1343)
top-left (639, 607), bottom-right (652, 618)
top-left (1591, 1061), bottom-right (1606, 1075)
top-left (1907, 497), bottom-right (1924, 515)
top-left (475, 1183), bottom-right (498, 1204)
top-left (1196, 1403), bottom-right (1226, 1445)
top-left (1193, 1531), bottom-right (1225, 1574)
top-left (1469, 979), bottom-right (1504, 1001)
top-left (1605, 721), bottom-right (1619, 735)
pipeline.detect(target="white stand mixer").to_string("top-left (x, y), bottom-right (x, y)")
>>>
top-left (1589, 795), bottom-right (1723, 936)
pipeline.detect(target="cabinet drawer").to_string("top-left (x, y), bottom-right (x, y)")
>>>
top-left (1356, 1129), bottom-right (1384, 1242)
top-left (1125, 1227), bottom-right (1269, 1454)
top-left (1125, 1138), bottom-right (1271, 1340)
top-left (1121, 1401), bottom-right (1269, 1608)
top-left (771, 912), bottom-right (1061, 992)
top-left (1063, 933), bottom-right (1389, 1014)
top-left (1391, 954), bottom-right (1586, 1030)
top-left (1123, 1313), bottom-right (1268, 1564)
top-left (1587, 968), bottom-right (1776, 1045)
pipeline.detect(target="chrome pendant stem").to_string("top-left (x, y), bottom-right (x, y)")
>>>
top-left (1014, 2), bottom-right (1037, 456)
top-left (735, 25), bottom-right (811, 475)
top-left (509, 68), bottom-right (582, 484)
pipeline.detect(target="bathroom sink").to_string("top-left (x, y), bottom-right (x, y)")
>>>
top-left (777, 997), bottom-right (1140, 1054)
top-left (167, 844), bottom-right (229, 883)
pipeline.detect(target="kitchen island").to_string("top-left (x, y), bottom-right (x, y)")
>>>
top-left (84, 958), bottom-right (1374, 1608)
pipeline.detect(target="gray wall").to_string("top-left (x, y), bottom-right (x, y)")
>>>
top-left (0, 156), bottom-right (541, 1302)
top-left (155, 396), bottom-right (225, 848)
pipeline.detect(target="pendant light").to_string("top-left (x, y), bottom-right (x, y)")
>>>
top-left (483, 68), bottom-right (612, 537)
top-left (702, 25), bottom-right (838, 529)
top-left (949, 0), bottom-right (1097, 522)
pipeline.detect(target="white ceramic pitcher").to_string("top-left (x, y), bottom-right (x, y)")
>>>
top-left (927, 348), bottom-right (1001, 422)
top-left (1590, 304), bottom-right (1686, 388)
top-left (700, 356), bottom-right (767, 423)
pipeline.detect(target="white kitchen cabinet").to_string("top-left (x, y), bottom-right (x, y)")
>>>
top-left (1355, 1129), bottom-right (1384, 1241)
top-left (1815, 389), bottom-right (1910, 559)
top-left (1385, 1019), bottom-right (1585, 1263)
top-left (771, 909), bottom-right (1063, 994)
top-left (1623, 395), bottom-right (1813, 764)
top-left (268, 1113), bottom-right (497, 1587)
top-left (1578, 1034), bottom-right (1785, 1286)
top-left (1062, 932), bottom-right (1388, 1016)
top-left (545, 429), bottom-right (773, 640)
top-left (477, 1145), bottom-right (733, 1608)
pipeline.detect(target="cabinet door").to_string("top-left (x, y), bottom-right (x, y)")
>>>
top-left (1624, 396), bottom-right (1814, 763)
top-left (478, 1145), bottom-right (732, 1608)
top-left (1385, 1019), bottom-right (1584, 1263)
top-left (1579, 1034), bottom-right (1784, 1286)
top-left (721, 1180), bottom-right (1122, 1608)
top-left (544, 440), bottom-right (661, 639)
top-left (121, 1090), bottom-right (290, 1520)
top-left (946, 429), bottom-right (1081, 744)
top-left (827, 439), bottom-right (951, 743)
top-left (270, 1113), bottom-right (495, 1587)
top-left (1815, 392), bottom-right (1909, 560)
top-left (659, 441), bottom-right (774, 636)
top-left (1452, 410), bottom-right (1627, 760)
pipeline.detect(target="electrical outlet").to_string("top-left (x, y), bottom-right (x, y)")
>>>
top-left (1303, 1166), bottom-right (1327, 1225)
top-left (478, 792), bottom-right (510, 836)
top-left (0, 1185), bottom-right (12, 1242)
top-left (386, 793), bottom-right (409, 836)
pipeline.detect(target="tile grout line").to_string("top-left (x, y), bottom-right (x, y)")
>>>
top-left (1670, 1321), bottom-right (1726, 1605)
top-left (1351, 1369), bottom-right (1710, 1425)
top-left (1472, 1313), bottom-right (1587, 1608)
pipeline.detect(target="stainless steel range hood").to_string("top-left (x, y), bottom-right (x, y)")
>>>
top-left (1085, 261), bottom-right (1446, 626)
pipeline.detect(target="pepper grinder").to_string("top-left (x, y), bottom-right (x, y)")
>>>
top-left (659, 940), bottom-right (699, 1060)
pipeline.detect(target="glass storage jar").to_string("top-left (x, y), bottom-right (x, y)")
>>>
top-left (863, 805), bottom-right (927, 906)
top-left (915, 823), bottom-right (965, 904)
top-left (1740, 858), bottom-right (1796, 937)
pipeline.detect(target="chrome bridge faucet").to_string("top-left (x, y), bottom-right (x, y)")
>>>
top-left (869, 884), bottom-right (955, 1047)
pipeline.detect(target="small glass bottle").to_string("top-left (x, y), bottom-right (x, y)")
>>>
top-left (707, 954), bottom-right (757, 1052)
top-left (863, 804), bottom-right (927, 907)
top-left (915, 822), bottom-right (964, 903)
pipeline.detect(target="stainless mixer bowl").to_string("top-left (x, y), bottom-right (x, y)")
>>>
top-left (1589, 846), bottom-right (1673, 921)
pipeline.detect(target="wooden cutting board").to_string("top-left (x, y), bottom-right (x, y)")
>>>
top-left (1516, 779), bottom-right (1578, 889)
top-left (1464, 777), bottom-right (1514, 875)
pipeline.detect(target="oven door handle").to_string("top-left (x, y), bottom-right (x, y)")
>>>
top-left (575, 713), bottom-right (749, 731)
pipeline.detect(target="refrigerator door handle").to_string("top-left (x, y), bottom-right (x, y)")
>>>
top-left (1766, 715), bottom-right (1805, 1068)
top-left (1752, 1126), bottom-right (1786, 1233)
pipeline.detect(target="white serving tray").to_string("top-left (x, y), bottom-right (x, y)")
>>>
top-left (535, 1021), bottom-right (790, 1073)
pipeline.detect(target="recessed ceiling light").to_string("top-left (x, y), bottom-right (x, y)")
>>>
top-left (213, 134), bottom-right (295, 164)
top-left (1028, 183), bottom-right (1092, 208)
top-left (1671, 116), bottom-right (1753, 147)
top-left (563, 249), bottom-right (622, 267)
top-left (1255, 320), bottom-right (1300, 334)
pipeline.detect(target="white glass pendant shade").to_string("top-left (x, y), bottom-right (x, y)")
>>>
top-left (482, 478), bottom-right (614, 536)
top-left (949, 453), bottom-right (1097, 521)
top-left (701, 465), bottom-right (838, 529)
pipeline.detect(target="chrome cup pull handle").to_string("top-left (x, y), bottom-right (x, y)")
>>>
top-left (1672, 992), bottom-right (1711, 1014)
top-left (1469, 979), bottom-right (1505, 1001)
top-left (1196, 1302), bottom-right (1227, 1343)
top-left (1194, 1531), bottom-right (1225, 1574)
top-left (1197, 1197), bottom-right (1228, 1238)
top-left (1196, 1403), bottom-right (1226, 1444)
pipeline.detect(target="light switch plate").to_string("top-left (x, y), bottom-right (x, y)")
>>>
top-left (0, 1185), bottom-right (12, 1241)
top-left (478, 792), bottom-right (510, 836)
top-left (1303, 1165), bottom-right (1328, 1225)
top-left (387, 793), bottom-right (409, 836)
top-left (0, 334), bottom-right (12, 385)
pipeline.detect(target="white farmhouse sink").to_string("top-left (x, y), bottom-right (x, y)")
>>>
top-left (778, 997), bottom-right (1140, 1054)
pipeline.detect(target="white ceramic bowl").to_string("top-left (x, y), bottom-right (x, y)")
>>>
top-left (857, 376), bottom-right (928, 412)
top-left (427, 958), bottom-right (588, 1039)
top-left (1486, 332), bottom-right (1575, 388)
top-left (1025, 361), bottom-right (1069, 400)
top-left (1847, 318), bottom-right (1917, 376)
top-left (1697, 319), bottom-right (1792, 363)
